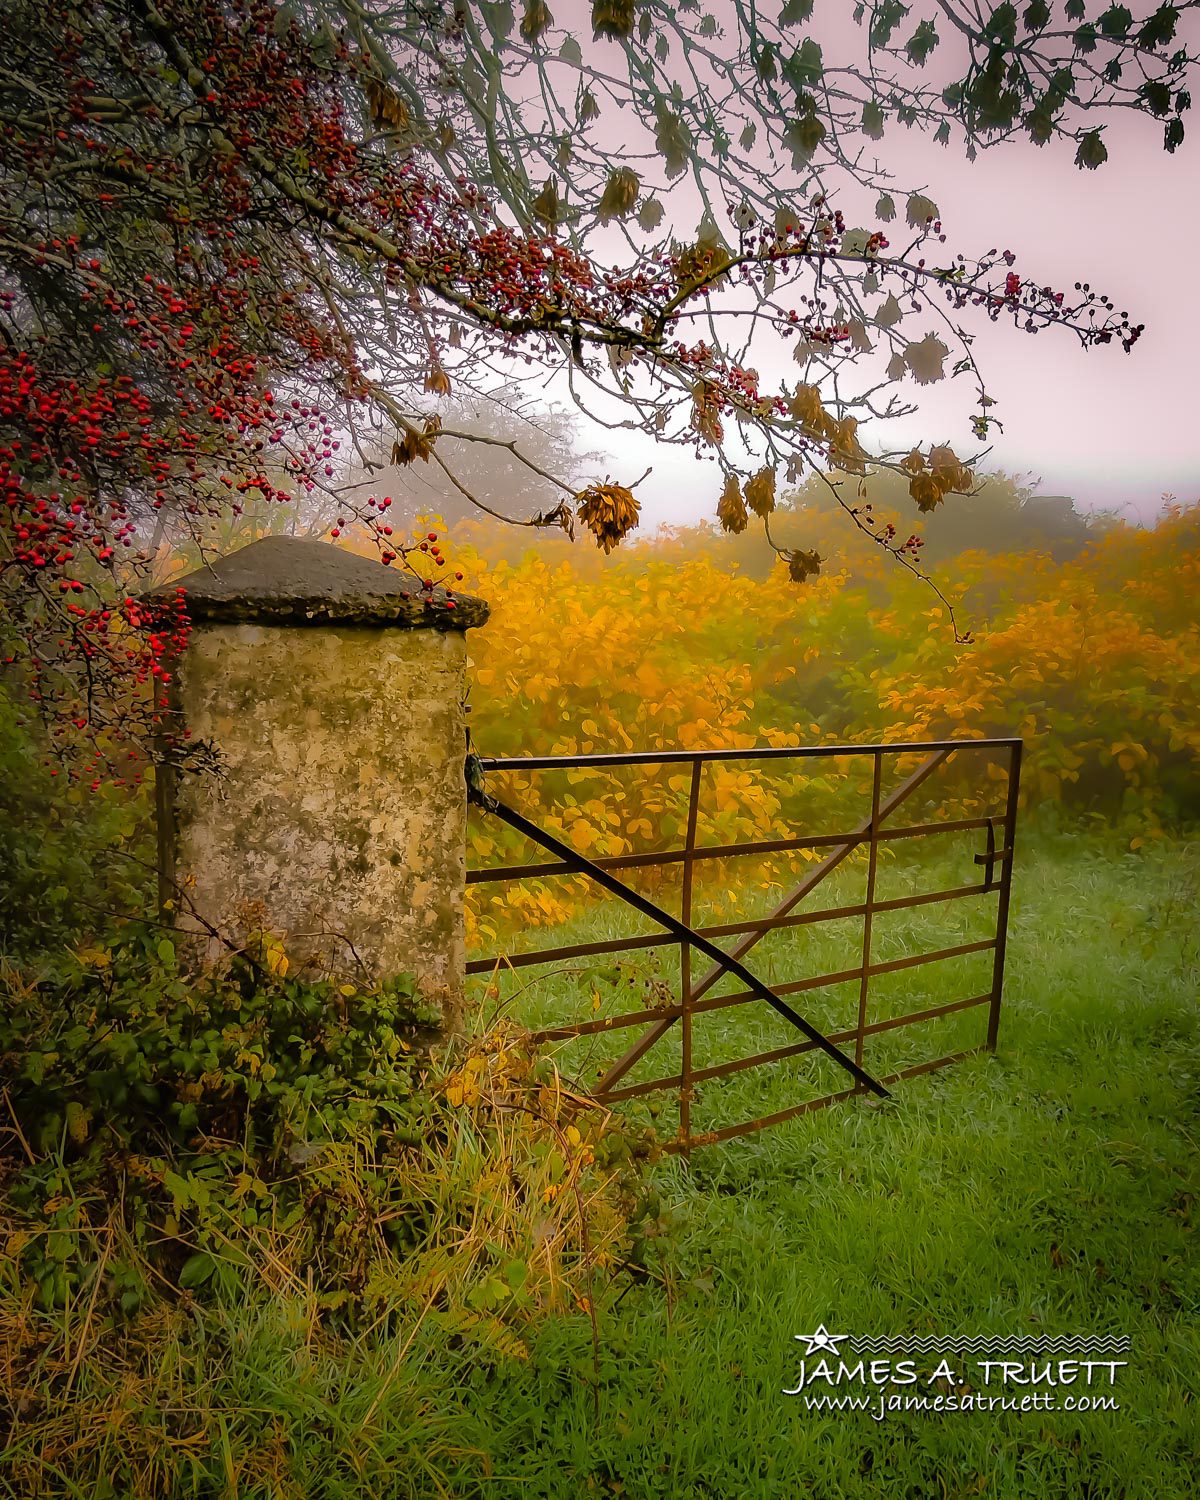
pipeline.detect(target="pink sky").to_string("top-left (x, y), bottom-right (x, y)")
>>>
top-left (562, 9), bottom-right (1200, 528)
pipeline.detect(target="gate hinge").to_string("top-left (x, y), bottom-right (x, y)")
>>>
top-left (465, 751), bottom-right (497, 812)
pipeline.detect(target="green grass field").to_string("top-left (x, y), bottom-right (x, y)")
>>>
top-left (429, 832), bottom-right (1199, 1497)
top-left (6, 833), bottom-right (1196, 1498)
top-left (444, 840), bottom-right (1194, 1494)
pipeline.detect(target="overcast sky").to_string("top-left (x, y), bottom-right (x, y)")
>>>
top-left (561, 10), bottom-right (1200, 530)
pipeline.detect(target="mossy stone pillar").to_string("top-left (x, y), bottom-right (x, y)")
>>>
top-left (146, 537), bottom-right (489, 1024)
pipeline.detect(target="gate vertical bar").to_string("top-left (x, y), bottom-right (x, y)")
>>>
top-left (679, 760), bottom-right (703, 1152)
top-left (986, 740), bottom-right (1023, 1051)
top-left (855, 751), bottom-right (883, 1081)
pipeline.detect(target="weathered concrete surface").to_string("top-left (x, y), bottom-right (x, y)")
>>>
top-left (144, 534), bottom-right (489, 630)
top-left (151, 540), bottom-right (488, 1025)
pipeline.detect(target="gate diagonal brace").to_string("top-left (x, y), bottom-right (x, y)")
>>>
top-left (468, 772), bottom-right (890, 1101)
top-left (593, 746), bottom-right (953, 1093)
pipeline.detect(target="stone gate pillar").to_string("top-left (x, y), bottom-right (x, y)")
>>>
top-left (145, 537), bottom-right (489, 1024)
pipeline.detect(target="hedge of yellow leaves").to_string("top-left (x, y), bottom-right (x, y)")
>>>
top-left (446, 499), bottom-right (1199, 936)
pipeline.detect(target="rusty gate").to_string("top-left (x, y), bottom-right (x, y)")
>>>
top-left (466, 738), bottom-right (1021, 1152)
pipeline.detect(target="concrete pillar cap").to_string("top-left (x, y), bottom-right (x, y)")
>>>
top-left (144, 536), bottom-right (488, 630)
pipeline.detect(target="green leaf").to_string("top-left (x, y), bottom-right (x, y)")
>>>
top-left (156, 938), bottom-right (175, 965)
top-left (1139, 5), bottom-right (1179, 48)
top-left (1140, 80), bottom-right (1172, 117)
top-left (906, 19), bottom-right (939, 64)
top-left (862, 101), bottom-right (886, 140)
top-left (870, 0), bottom-right (910, 48)
top-left (654, 104), bottom-right (692, 178)
top-left (986, 3), bottom-right (1018, 43)
top-left (1023, 1), bottom-right (1050, 29)
top-left (780, 0), bottom-right (815, 24)
top-left (1098, 4), bottom-right (1132, 39)
top-left (1074, 22), bottom-right (1097, 51)
top-left (783, 115), bottom-right (826, 169)
top-left (1165, 116), bottom-right (1185, 151)
top-left (1075, 129), bottom-right (1108, 168)
top-left (179, 1252), bottom-right (214, 1289)
top-left (163, 1170), bottom-right (191, 1209)
top-left (785, 38), bottom-right (824, 92)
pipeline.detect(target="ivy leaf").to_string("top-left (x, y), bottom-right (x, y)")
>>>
top-left (1075, 129), bottom-right (1108, 168)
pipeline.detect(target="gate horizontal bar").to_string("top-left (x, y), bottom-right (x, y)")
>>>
top-left (664, 1049), bottom-right (985, 1152)
top-left (468, 879), bottom-right (997, 975)
top-left (686, 937), bottom-right (997, 1019)
top-left (599, 992), bottom-right (993, 1102)
top-left (479, 737), bottom-right (1020, 771)
top-left (467, 816), bottom-right (999, 884)
top-left (526, 940), bottom-right (994, 1043)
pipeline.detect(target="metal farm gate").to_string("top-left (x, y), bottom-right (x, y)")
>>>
top-left (466, 738), bottom-right (1021, 1153)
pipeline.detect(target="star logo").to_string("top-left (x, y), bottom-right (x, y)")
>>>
top-left (794, 1325), bottom-right (848, 1357)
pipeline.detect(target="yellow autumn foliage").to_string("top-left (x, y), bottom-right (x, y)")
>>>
top-left (428, 499), bottom-right (1200, 937)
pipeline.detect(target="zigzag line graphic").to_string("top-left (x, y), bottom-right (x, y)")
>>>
top-left (844, 1336), bottom-right (1130, 1355)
